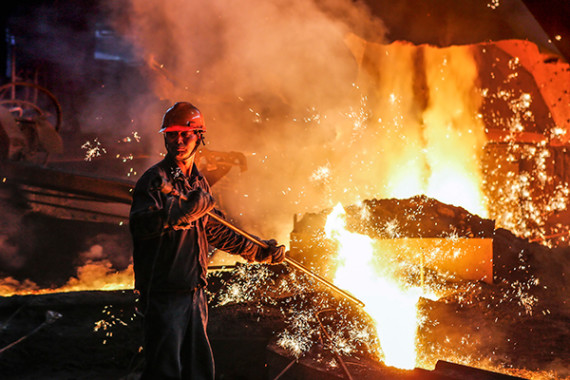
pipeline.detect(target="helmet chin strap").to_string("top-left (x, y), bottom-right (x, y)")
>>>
top-left (189, 132), bottom-right (205, 158)
top-left (189, 143), bottom-right (200, 158)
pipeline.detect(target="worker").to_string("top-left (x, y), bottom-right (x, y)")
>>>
top-left (129, 102), bottom-right (286, 380)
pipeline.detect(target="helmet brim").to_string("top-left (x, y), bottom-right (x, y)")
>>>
top-left (159, 125), bottom-right (205, 133)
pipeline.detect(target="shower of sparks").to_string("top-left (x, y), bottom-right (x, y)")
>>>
top-left (276, 293), bottom-right (379, 360)
top-left (276, 329), bottom-right (312, 357)
top-left (116, 153), bottom-right (134, 162)
top-left (81, 138), bottom-right (107, 161)
top-left (487, 0), bottom-right (500, 9)
top-left (550, 126), bottom-right (567, 140)
top-left (248, 107), bottom-right (264, 124)
top-left (206, 263), bottom-right (381, 362)
top-left (303, 106), bottom-right (322, 124)
top-left (310, 164), bottom-right (331, 183)
top-left (344, 94), bottom-right (370, 137)
top-left (277, 306), bottom-right (321, 356)
top-left (93, 304), bottom-right (135, 345)
top-left (119, 131), bottom-right (141, 143)
top-left (383, 218), bottom-right (401, 238)
top-left (210, 264), bottom-right (277, 307)
top-left (481, 68), bottom-right (570, 247)
top-left (491, 138), bottom-right (570, 245)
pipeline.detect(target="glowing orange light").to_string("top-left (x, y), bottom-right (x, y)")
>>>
top-left (0, 261), bottom-right (133, 297)
top-left (325, 203), bottom-right (428, 369)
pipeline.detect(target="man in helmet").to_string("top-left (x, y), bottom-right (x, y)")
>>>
top-left (129, 102), bottom-right (285, 380)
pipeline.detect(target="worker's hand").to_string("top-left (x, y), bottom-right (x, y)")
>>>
top-left (256, 239), bottom-right (286, 264)
top-left (168, 188), bottom-right (215, 228)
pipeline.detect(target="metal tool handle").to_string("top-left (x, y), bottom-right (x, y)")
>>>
top-left (206, 211), bottom-right (365, 308)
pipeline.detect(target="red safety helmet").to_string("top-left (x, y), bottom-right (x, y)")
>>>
top-left (159, 102), bottom-right (206, 133)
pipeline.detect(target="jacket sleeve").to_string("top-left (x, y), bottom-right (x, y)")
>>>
top-left (129, 170), bottom-right (168, 239)
top-left (205, 209), bottom-right (260, 260)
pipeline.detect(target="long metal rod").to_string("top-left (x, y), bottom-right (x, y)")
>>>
top-left (0, 311), bottom-right (61, 355)
top-left (206, 211), bottom-right (365, 308)
top-left (273, 358), bottom-right (297, 380)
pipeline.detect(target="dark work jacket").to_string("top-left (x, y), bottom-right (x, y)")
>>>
top-left (129, 155), bottom-right (257, 295)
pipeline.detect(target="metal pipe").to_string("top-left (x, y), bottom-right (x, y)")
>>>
top-left (206, 211), bottom-right (365, 308)
top-left (0, 311), bottom-right (62, 355)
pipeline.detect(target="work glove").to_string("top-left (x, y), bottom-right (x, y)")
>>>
top-left (166, 188), bottom-right (215, 229)
top-left (252, 239), bottom-right (286, 264)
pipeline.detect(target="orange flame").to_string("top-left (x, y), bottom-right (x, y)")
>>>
top-left (0, 261), bottom-right (133, 297)
top-left (381, 45), bottom-right (488, 217)
top-left (325, 203), bottom-right (433, 369)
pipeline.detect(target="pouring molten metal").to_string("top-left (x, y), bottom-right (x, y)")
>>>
top-left (325, 203), bottom-right (434, 369)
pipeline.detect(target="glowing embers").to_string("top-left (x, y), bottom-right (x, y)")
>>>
top-left (324, 203), bottom-right (427, 369)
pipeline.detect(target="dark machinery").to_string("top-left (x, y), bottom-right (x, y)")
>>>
top-left (0, 81), bottom-right (63, 164)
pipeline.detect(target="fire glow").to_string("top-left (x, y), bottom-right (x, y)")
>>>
top-left (0, 262), bottom-right (134, 297)
top-left (376, 45), bottom-right (488, 218)
top-left (325, 203), bottom-right (430, 369)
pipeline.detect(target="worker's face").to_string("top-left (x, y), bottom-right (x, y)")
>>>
top-left (164, 130), bottom-right (199, 162)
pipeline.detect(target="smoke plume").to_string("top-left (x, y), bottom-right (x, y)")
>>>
top-left (105, 0), bottom-right (388, 242)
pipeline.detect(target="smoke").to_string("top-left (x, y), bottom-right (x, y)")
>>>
top-left (111, 0), bottom-right (384, 108)
top-left (101, 0), bottom-right (497, 246)
top-left (103, 0), bottom-right (389, 242)
top-left (0, 202), bottom-right (26, 271)
top-left (78, 233), bottom-right (132, 270)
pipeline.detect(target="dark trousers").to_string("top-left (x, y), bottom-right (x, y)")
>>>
top-left (141, 288), bottom-right (214, 380)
